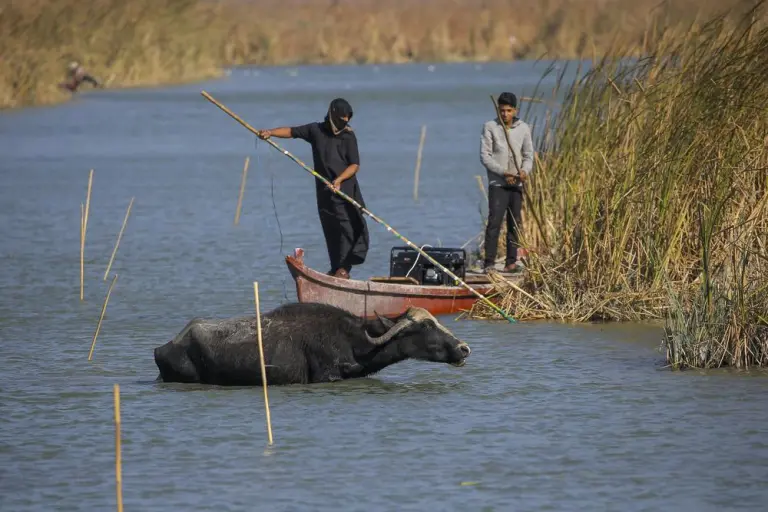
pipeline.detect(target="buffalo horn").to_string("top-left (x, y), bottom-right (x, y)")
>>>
top-left (365, 315), bottom-right (413, 345)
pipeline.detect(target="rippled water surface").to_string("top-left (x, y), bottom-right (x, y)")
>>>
top-left (1, 61), bottom-right (767, 511)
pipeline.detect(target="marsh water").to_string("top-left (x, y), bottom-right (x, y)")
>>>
top-left (1, 61), bottom-right (767, 511)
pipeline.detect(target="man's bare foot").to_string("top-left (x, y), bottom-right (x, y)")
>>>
top-left (333, 268), bottom-right (350, 279)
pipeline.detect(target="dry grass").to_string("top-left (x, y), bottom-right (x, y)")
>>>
top-left (467, 0), bottom-right (768, 367)
top-left (0, 0), bottom-right (737, 109)
top-left (0, 0), bottom-right (226, 108)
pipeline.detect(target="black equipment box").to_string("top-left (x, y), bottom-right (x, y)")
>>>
top-left (389, 246), bottom-right (466, 286)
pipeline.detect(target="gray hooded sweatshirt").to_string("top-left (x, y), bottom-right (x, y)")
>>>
top-left (479, 117), bottom-right (534, 188)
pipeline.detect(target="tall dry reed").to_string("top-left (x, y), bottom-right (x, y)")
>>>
top-left (1, 0), bottom-right (735, 109)
top-left (468, 0), bottom-right (768, 367)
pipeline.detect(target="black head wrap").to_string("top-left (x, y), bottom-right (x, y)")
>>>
top-left (325, 98), bottom-right (353, 135)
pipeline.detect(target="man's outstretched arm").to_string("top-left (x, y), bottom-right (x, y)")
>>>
top-left (256, 127), bottom-right (292, 139)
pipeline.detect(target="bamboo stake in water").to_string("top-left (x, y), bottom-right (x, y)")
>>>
top-left (113, 384), bottom-right (123, 512)
top-left (84, 169), bottom-right (93, 234)
top-left (253, 282), bottom-right (273, 445)
top-left (201, 91), bottom-right (517, 324)
top-left (104, 198), bottom-right (134, 280)
top-left (413, 125), bottom-right (426, 201)
top-left (80, 170), bottom-right (93, 301)
top-left (234, 156), bottom-right (250, 226)
top-left (80, 202), bottom-right (85, 301)
top-left (88, 274), bottom-right (118, 361)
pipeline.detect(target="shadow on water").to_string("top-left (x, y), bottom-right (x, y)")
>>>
top-left (285, 377), bottom-right (465, 396)
top-left (149, 376), bottom-right (465, 396)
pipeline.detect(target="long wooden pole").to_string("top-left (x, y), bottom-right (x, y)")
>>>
top-left (475, 175), bottom-right (486, 197)
top-left (104, 198), bottom-right (134, 280)
top-left (413, 125), bottom-right (426, 201)
top-left (489, 95), bottom-right (549, 251)
top-left (113, 384), bottom-right (123, 512)
top-left (234, 156), bottom-right (250, 226)
top-left (88, 274), bottom-right (118, 361)
top-left (253, 282), bottom-right (273, 444)
top-left (80, 202), bottom-right (85, 301)
top-left (84, 169), bottom-right (93, 235)
top-left (202, 91), bottom-right (516, 323)
top-left (81, 170), bottom-right (93, 301)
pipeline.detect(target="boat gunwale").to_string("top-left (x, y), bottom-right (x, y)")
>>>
top-left (285, 248), bottom-right (495, 299)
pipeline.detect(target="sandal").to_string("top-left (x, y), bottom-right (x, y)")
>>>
top-left (503, 262), bottom-right (525, 274)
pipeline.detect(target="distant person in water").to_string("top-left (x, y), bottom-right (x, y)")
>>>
top-left (256, 98), bottom-right (369, 279)
top-left (60, 61), bottom-right (101, 92)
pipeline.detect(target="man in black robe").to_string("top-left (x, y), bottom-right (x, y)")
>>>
top-left (256, 98), bottom-right (369, 279)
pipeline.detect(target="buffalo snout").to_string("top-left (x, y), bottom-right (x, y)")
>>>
top-left (450, 341), bottom-right (471, 367)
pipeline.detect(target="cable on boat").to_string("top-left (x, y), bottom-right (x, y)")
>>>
top-left (254, 137), bottom-right (289, 303)
top-left (405, 244), bottom-right (433, 279)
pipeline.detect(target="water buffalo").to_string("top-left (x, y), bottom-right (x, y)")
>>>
top-left (153, 302), bottom-right (471, 386)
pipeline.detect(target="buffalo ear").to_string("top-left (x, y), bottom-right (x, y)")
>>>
top-left (374, 311), bottom-right (395, 330)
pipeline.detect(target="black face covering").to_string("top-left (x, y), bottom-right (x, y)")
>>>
top-left (325, 98), bottom-right (353, 135)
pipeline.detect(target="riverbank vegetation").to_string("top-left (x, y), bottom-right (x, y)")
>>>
top-left (468, 1), bottom-right (768, 369)
top-left (0, 0), bottom-right (224, 108)
top-left (0, 0), bottom-right (734, 109)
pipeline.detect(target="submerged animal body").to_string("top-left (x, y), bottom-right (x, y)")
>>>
top-left (153, 302), bottom-right (471, 386)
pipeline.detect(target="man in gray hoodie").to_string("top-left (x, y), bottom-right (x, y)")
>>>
top-left (479, 92), bottom-right (534, 273)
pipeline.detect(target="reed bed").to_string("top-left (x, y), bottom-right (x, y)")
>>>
top-left (1, 0), bottom-right (733, 109)
top-left (0, 0), bottom-right (226, 108)
top-left (468, 1), bottom-right (768, 367)
top-left (664, 241), bottom-right (768, 369)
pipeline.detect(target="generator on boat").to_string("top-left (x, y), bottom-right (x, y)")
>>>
top-left (389, 246), bottom-right (467, 286)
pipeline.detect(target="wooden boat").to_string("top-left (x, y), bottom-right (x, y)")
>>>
top-left (285, 248), bottom-right (519, 319)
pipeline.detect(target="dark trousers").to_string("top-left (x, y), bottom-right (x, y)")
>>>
top-left (484, 185), bottom-right (523, 267)
top-left (318, 197), bottom-right (369, 273)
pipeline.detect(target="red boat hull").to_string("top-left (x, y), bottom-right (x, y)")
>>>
top-left (284, 248), bottom-right (502, 319)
